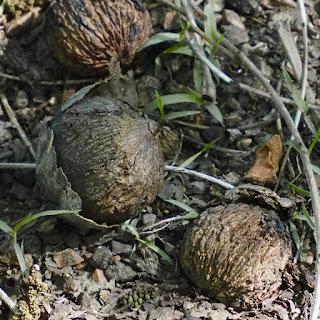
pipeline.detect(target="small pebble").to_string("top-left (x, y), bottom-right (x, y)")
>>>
top-left (111, 240), bottom-right (132, 255)
top-left (105, 261), bottom-right (137, 282)
top-left (89, 246), bottom-right (112, 269)
top-left (92, 269), bottom-right (107, 284)
top-left (142, 213), bottom-right (157, 226)
top-left (53, 248), bottom-right (84, 268)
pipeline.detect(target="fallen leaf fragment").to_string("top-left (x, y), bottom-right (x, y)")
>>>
top-left (53, 248), bottom-right (84, 268)
top-left (246, 135), bottom-right (283, 185)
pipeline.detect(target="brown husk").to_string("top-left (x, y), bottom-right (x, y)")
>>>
top-left (46, 0), bottom-right (152, 75)
top-left (180, 203), bottom-right (292, 307)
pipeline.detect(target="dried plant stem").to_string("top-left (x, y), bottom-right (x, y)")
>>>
top-left (276, 0), bottom-right (310, 192)
top-left (0, 162), bottom-right (37, 170)
top-left (238, 83), bottom-right (320, 110)
top-left (0, 94), bottom-right (36, 159)
top-left (0, 287), bottom-right (19, 314)
top-left (165, 165), bottom-right (234, 189)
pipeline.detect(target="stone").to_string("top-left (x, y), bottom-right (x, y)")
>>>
top-left (223, 9), bottom-right (245, 29)
top-left (111, 240), bottom-right (132, 255)
top-left (53, 248), bottom-right (84, 268)
top-left (89, 246), bottom-right (112, 270)
top-left (105, 261), bottom-right (137, 282)
top-left (221, 25), bottom-right (249, 45)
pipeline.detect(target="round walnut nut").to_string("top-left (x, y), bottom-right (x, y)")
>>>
top-left (46, 0), bottom-right (152, 75)
top-left (180, 203), bottom-right (292, 307)
top-left (50, 84), bottom-right (164, 224)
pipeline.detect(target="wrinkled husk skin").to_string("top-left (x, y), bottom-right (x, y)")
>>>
top-left (46, 0), bottom-right (152, 75)
top-left (50, 90), bottom-right (164, 223)
top-left (180, 203), bottom-right (292, 307)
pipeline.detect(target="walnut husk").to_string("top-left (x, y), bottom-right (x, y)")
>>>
top-left (180, 203), bottom-right (292, 307)
top-left (46, 0), bottom-right (152, 75)
top-left (47, 83), bottom-right (164, 223)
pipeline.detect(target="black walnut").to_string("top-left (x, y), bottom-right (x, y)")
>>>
top-left (50, 84), bottom-right (164, 223)
top-left (46, 0), bottom-right (152, 75)
top-left (180, 203), bottom-right (292, 307)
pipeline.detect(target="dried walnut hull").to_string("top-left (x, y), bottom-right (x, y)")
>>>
top-left (180, 203), bottom-right (292, 307)
top-left (46, 0), bottom-right (152, 75)
top-left (50, 87), bottom-right (164, 223)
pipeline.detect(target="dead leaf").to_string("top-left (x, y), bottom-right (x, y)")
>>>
top-left (246, 135), bottom-right (283, 185)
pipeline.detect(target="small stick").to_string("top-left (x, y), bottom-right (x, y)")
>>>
top-left (0, 162), bottom-right (36, 170)
top-left (238, 83), bottom-right (320, 110)
top-left (0, 287), bottom-right (19, 314)
top-left (0, 94), bottom-right (36, 159)
top-left (142, 216), bottom-right (186, 232)
top-left (165, 165), bottom-right (234, 189)
top-left (140, 223), bottom-right (171, 235)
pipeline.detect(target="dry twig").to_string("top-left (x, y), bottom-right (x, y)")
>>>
top-left (165, 165), bottom-right (234, 189)
top-left (0, 94), bottom-right (36, 159)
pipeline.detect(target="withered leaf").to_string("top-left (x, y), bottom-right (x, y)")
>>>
top-left (246, 135), bottom-right (283, 185)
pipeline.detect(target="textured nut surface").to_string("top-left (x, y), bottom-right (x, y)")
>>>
top-left (50, 86), bottom-right (163, 223)
top-left (46, 0), bottom-right (152, 75)
top-left (180, 203), bottom-right (292, 307)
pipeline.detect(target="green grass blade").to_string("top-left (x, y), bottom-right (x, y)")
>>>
top-left (163, 110), bottom-right (201, 121)
top-left (288, 183), bottom-right (310, 197)
top-left (292, 208), bottom-right (316, 231)
top-left (13, 241), bottom-right (26, 273)
top-left (155, 90), bottom-right (165, 120)
top-left (165, 199), bottom-right (195, 213)
top-left (289, 220), bottom-right (302, 252)
top-left (205, 103), bottom-right (224, 125)
top-left (204, 1), bottom-right (217, 40)
top-left (13, 210), bottom-right (78, 234)
top-left (160, 43), bottom-right (193, 57)
top-left (0, 220), bottom-right (13, 235)
top-left (139, 32), bottom-right (180, 51)
top-left (183, 211), bottom-right (199, 220)
top-left (138, 238), bottom-right (173, 265)
top-left (179, 150), bottom-right (204, 168)
top-left (144, 93), bottom-right (204, 113)
top-left (282, 68), bottom-right (308, 113)
top-left (308, 127), bottom-right (320, 156)
top-left (122, 222), bottom-right (141, 240)
top-left (193, 59), bottom-right (203, 93)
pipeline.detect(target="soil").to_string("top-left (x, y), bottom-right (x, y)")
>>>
top-left (0, 0), bottom-right (320, 319)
